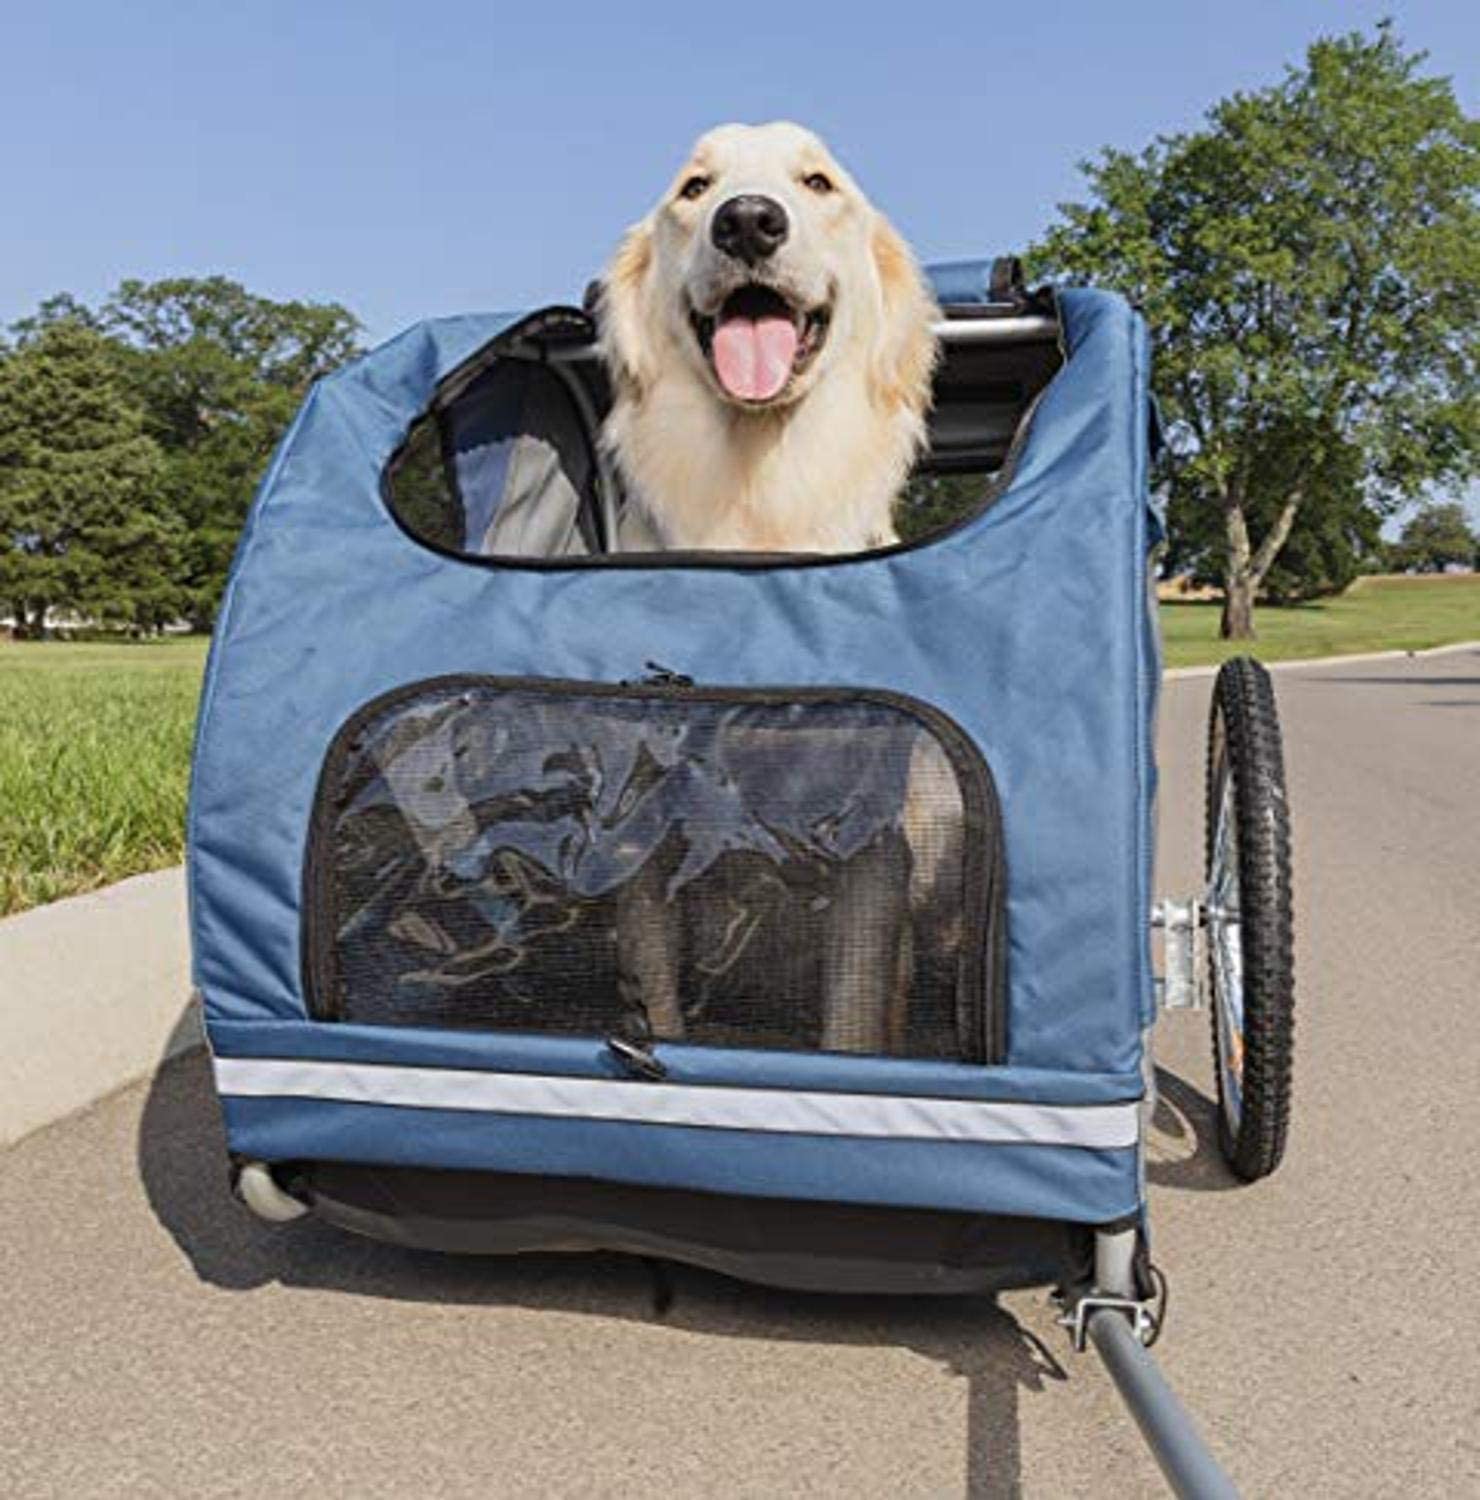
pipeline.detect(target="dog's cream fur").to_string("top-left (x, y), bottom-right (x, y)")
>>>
top-left (593, 126), bottom-right (951, 1052)
top-left (599, 121), bottom-right (939, 552)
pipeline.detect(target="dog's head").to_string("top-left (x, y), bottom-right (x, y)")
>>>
top-left (600, 122), bottom-right (936, 416)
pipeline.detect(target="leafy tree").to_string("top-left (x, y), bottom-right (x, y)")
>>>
top-left (97, 278), bottom-right (363, 629)
top-left (0, 323), bottom-right (180, 635)
top-left (1389, 499), bottom-right (1477, 572)
top-left (1163, 416), bottom-right (1383, 600)
top-left (10, 277), bottom-right (363, 631)
top-left (9, 292), bottom-right (105, 343)
top-left (1259, 494), bottom-right (1384, 602)
top-left (102, 276), bottom-right (360, 394)
top-left (897, 472), bottom-right (989, 541)
top-left (1033, 22), bottom-right (1479, 637)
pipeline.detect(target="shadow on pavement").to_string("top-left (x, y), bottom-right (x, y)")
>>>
top-left (140, 1043), bottom-right (1067, 1498)
top-left (1146, 1067), bottom-right (1239, 1193)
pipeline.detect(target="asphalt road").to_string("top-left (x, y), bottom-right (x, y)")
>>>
top-left (3, 647), bottom-right (1478, 1498)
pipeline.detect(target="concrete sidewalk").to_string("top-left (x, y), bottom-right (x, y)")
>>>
top-left (1162, 635), bottom-right (1480, 679)
top-left (0, 867), bottom-right (197, 1148)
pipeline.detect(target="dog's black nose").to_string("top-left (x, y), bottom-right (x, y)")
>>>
top-left (711, 195), bottom-right (789, 264)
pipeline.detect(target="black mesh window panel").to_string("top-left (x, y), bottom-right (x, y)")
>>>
top-left (305, 678), bottom-right (1004, 1062)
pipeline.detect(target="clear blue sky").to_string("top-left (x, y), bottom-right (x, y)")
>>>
top-left (4, 1), bottom-right (1474, 346)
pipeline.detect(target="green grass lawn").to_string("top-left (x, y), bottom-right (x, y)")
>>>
top-left (1160, 573), bottom-right (1480, 668)
top-left (0, 636), bottom-right (208, 916)
top-left (1, 574), bottom-right (1476, 918)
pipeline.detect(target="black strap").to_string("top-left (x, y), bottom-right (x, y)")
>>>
top-left (988, 256), bottom-right (1027, 306)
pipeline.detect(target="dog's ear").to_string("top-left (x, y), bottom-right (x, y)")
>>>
top-left (868, 214), bottom-right (939, 418)
top-left (597, 219), bottom-right (656, 400)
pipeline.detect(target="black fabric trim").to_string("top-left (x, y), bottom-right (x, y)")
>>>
top-left (302, 674), bottom-right (1007, 1065)
top-left (299, 1162), bottom-right (1095, 1293)
top-left (376, 292), bottom-right (1067, 574)
top-left (988, 256), bottom-right (1027, 306)
top-left (1096, 1211), bottom-right (1145, 1236)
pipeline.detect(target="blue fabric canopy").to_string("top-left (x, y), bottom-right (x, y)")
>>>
top-left (189, 264), bottom-right (1160, 1226)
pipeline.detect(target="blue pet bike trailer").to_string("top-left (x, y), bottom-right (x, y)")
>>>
top-left (189, 260), bottom-right (1295, 1496)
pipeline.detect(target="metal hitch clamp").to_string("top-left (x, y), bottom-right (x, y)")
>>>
top-left (1059, 1232), bottom-right (1239, 1497)
top-left (1153, 898), bottom-right (1205, 1012)
top-left (1057, 1289), bottom-right (1160, 1353)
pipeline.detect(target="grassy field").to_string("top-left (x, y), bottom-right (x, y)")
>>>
top-left (1161, 573), bottom-right (1480, 668)
top-left (0, 637), bottom-right (207, 916)
top-left (0, 573), bottom-right (1476, 917)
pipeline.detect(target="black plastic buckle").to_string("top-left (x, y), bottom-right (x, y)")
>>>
top-left (629, 661), bottom-right (693, 688)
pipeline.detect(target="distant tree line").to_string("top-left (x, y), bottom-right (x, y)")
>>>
top-left (0, 278), bottom-right (361, 635)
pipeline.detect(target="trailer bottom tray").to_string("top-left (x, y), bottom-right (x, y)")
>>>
top-left (281, 1161), bottom-right (1094, 1297)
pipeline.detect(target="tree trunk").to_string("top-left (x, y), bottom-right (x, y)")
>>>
top-left (1220, 491), bottom-right (1301, 642)
top-left (1221, 498), bottom-right (1257, 640)
top-left (1221, 578), bottom-right (1256, 639)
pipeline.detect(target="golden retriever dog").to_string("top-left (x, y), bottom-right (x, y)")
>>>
top-left (598, 120), bottom-right (939, 552)
top-left (594, 125), bottom-right (953, 1057)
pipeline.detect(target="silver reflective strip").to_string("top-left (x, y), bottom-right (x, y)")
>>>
top-left (213, 1057), bottom-right (1139, 1150)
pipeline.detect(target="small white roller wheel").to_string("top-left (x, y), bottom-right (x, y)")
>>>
top-left (236, 1161), bottom-right (308, 1222)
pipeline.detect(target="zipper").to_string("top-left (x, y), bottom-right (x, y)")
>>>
top-left (626, 661), bottom-right (694, 688)
top-left (607, 1035), bottom-right (669, 1081)
top-left (303, 672), bottom-right (1006, 1064)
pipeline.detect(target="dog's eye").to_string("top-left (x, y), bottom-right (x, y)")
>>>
top-left (802, 172), bottom-right (834, 194)
top-left (678, 174), bottom-right (712, 201)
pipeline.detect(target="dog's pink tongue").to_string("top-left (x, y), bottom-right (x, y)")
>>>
top-left (712, 315), bottom-right (799, 401)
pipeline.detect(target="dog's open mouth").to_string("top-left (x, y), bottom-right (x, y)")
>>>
top-left (690, 285), bottom-right (831, 404)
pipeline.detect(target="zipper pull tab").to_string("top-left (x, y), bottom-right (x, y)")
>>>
top-left (606, 1035), bottom-right (668, 1081)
